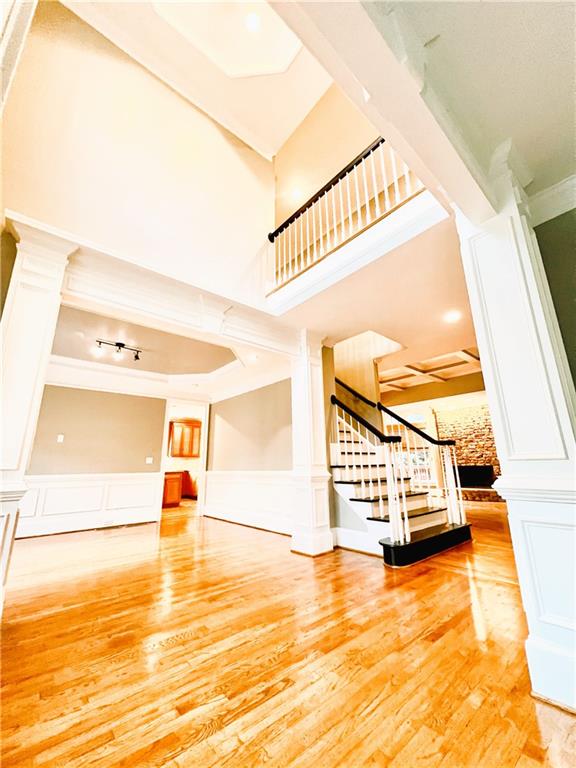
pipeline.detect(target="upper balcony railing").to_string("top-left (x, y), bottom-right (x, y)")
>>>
top-left (266, 138), bottom-right (425, 294)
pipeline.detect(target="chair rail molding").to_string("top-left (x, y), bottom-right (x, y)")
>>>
top-left (455, 155), bottom-right (576, 712)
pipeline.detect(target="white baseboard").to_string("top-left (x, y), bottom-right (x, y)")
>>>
top-left (17, 473), bottom-right (163, 537)
top-left (526, 635), bottom-right (576, 712)
top-left (203, 471), bottom-right (295, 536)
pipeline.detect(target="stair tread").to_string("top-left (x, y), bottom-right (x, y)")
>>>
top-left (352, 491), bottom-right (429, 502)
top-left (366, 506), bottom-right (447, 522)
top-left (379, 522), bottom-right (470, 546)
top-left (334, 477), bottom-right (409, 484)
top-left (331, 464), bottom-right (388, 469)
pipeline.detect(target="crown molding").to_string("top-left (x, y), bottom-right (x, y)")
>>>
top-left (529, 175), bottom-right (576, 227)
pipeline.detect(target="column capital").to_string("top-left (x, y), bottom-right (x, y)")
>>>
top-left (8, 218), bottom-right (78, 272)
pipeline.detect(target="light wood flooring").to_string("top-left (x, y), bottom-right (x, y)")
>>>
top-left (2, 502), bottom-right (575, 767)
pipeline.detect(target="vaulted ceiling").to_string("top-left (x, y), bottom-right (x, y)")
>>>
top-left (61, 1), bottom-right (332, 159)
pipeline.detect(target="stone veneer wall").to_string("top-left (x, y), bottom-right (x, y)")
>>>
top-left (434, 403), bottom-right (501, 477)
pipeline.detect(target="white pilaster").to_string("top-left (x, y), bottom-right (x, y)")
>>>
top-left (0, 223), bottom-right (76, 608)
top-left (290, 330), bottom-right (333, 556)
top-left (455, 159), bottom-right (576, 712)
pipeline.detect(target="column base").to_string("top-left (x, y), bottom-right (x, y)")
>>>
top-left (526, 635), bottom-right (576, 713)
top-left (0, 486), bottom-right (25, 617)
top-left (291, 525), bottom-right (334, 557)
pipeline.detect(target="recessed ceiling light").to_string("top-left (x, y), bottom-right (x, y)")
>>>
top-left (443, 310), bottom-right (462, 324)
top-left (244, 12), bottom-right (260, 33)
top-left (248, 353), bottom-right (259, 362)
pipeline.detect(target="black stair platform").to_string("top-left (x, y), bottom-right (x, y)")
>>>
top-left (379, 523), bottom-right (472, 567)
top-left (367, 505), bottom-right (446, 522)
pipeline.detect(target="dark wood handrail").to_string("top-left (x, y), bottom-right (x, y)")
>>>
top-left (334, 378), bottom-right (456, 447)
top-left (330, 395), bottom-right (400, 444)
top-left (268, 137), bottom-right (385, 243)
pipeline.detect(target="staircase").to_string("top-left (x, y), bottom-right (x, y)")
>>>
top-left (330, 381), bottom-right (471, 566)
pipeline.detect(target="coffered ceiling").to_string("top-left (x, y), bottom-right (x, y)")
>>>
top-left (378, 347), bottom-right (481, 395)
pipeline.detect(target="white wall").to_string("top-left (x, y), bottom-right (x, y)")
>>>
top-left (3, 3), bottom-right (274, 308)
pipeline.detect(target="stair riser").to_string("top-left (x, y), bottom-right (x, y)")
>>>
top-left (330, 445), bottom-right (388, 466)
top-left (349, 493), bottom-right (430, 514)
top-left (363, 509), bottom-right (447, 532)
top-left (332, 466), bottom-right (394, 481)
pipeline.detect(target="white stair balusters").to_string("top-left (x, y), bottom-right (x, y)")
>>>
top-left (267, 138), bottom-right (425, 293)
top-left (331, 398), bottom-right (407, 544)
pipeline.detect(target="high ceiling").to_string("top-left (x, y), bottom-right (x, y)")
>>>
top-left (53, 306), bottom-right (236, 375)
top-left (280, 216), bottom-right (477, 353)
top-left (394, 1), bottom-right (576, 193)
top-left (61, 1), bottom-right (332, 159)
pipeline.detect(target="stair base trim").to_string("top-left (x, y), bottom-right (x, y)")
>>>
top-left (379, 524), bottom-right (472, 567)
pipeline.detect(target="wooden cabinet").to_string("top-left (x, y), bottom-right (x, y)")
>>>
top-left (169, 420), bottom-right (201, 458)
top-left (162, 472), bottom-right (182, 507)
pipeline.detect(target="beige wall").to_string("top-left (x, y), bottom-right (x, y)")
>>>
top-left (334, 331), bottom-right (401, 402)
top-left (207, 379), bottom-right (292, 471)
top-left (274, 84), bottom-right (379, 225)
top-left (28, 386), bottom-right (166, 474)
top-left (3, 3), bottom-right (274, 307)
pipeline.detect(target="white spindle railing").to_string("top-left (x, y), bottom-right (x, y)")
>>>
top-left (331, 399), bottom-right (408, 544)
top-left (267, 139), bottom-right (424, 294)
top-left (379, 408), bottom-right (465, 527)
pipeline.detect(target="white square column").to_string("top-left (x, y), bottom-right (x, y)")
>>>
top-left (455, 159), bottom-right (576, 711)
top-left (1, 222), bottom-right (76, 610)
top-left (290, 330), bottom-right (333, 556)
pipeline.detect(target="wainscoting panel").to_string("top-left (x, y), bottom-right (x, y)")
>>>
top-left (203, 471), bottom-right (296, 535)
top-left (16, 473), bottom-right (163, 537)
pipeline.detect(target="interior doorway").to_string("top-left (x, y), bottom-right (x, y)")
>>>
top-left (161, 400), bottom-right (208, 521)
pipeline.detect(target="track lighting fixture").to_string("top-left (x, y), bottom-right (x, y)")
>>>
top-left (94, 339), bottom-right (143, 362)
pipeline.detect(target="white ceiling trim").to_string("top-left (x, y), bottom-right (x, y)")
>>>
top-left (529, 175), bottom-right (576, 227)
top-left (7, 209), bottom-right (301, 357)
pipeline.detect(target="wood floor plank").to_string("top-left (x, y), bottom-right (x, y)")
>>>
top-left (2, 501), bottom-right (575, 767)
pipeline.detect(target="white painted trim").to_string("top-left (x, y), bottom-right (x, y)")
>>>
top-left (17, 472), bottom-right (163, 537)
top-left (47, 354), bottom-right (210, 402)
top-left (203, 470), bottom-right (295, 536)
top-left (332, 526), bottom-right (381, 556)
top-left (529, 176), bottom-right (576, 227)
top-left (0, 0), bottom-right (38, 111)
top-left (494, 475), bottom-right (576, 504)
top-left (5, 210), bottom-right (301, 358)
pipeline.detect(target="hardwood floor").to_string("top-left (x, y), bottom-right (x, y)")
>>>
top-left (2, 502), bottom-right (575, 767)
